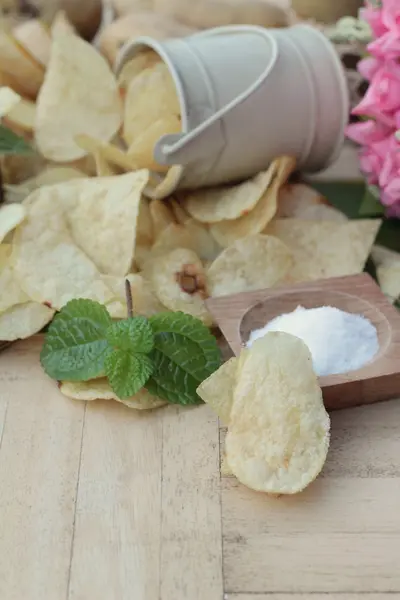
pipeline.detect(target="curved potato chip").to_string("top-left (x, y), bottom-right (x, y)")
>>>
top-left (0, 32), bottom-right (44, 98)
top-left (183, 170), bottom-right (276, 224)
top-left (3, 94), bottom-right (36, 133)
top-left (66, 171), bottom-right (149, 276)
top-left (265, 218), bottom-right (381, 283)
top-left (128, 115), bottom-right (181, 172)
top-left (11, 186), bottom-right (116, 308)
top-left (74, 134), bottom-right (136, 171)
top-left (0, 243), bottom-right (29, 312)
top-left (117, 49), bottom-right (161, 89)
top-left (170, 198), bottom-right (190, 224)
top-left (226, 332), bottom-right (330, 494)
top-left (207, 234), bottom-right (292, 297)
top-left (276, 183), bottom-right (328, 218)
top-left (123, 61), bottom-right (180, 147)
top-left (149, 198), bottom-right (175, 238)
top-left (0, 301), bottom-right (54, 341)
top-left (0, 86), bottom-right (20, 116)
top-left (143, 247), bottom-right (212, 325)
top-left (151, 220), bottom-right (221, 262)
top-left (13, 19), bottom-right (51, 68)
top-left (103, 272), bottom-right (166, 318)
top-left (0, 203), bottom-right (26, 242)
top-left (60, 378), bottom-right (167, 409)
top-left (196, 357), bottom-right (237, 425)
top-left (376, 258), bottom-right (400, 302)
top-left (35, 31), bottom-right (122, 161)
top-left (136, 198), bottom-right (154, 246)
top-left (210, 157), bottom-right (295, 247)
top-left (147, 165), bottom-right (182, 200)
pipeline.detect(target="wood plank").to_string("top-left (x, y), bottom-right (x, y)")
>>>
top-left (159, 404), bottom-right (223, 600)
top-left (222, 400), bottom-right (400, 594)
top-left (228, 595), bottom-right (398, 599)
top-left (67, 400), bottom-right (163, 600)
top-left (0, 338), bottom-right (85, 600)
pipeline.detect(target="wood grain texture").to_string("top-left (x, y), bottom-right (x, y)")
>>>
top-left (159, 404), bottom-right (223, 600)
top-left (207, 273), bottom-right (400, 410)
top-left (222, 399), bottom-right (400, 595)
top-left (0, 338), bottom-right (85, 600)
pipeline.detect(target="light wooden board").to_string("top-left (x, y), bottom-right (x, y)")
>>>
top-left (1, 337), bottom-right (400, 599)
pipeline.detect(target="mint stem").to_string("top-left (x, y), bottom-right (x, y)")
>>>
top-left (125, 279), bottom-right (133, 319)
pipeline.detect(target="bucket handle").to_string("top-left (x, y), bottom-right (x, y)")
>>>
top-left (153, 27), bottom-right (279, 166)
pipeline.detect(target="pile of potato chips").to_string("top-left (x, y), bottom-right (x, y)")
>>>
top-left (0, 12), bottom-right (396, 408)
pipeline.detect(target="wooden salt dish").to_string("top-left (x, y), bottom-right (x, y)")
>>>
top-left (206, 273), bottom-right (400, 411)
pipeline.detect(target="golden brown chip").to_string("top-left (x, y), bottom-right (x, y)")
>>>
top-left (136, 198), bottom-right (154, 247)
top-left (11, 185), bottom-right (117, 308)
top-left (183, 170), bottom-right (276, 223)
top-left (0, 31), bottom-right (45, 98)
top-left (0, 301), bottom-right (54, 341)
top-left (127, 115), bottom-right (181, 172)
top-left (35, 30), bottom-right (122, 161)
top-left (103, 272), bottom-right (166, 318)
top-left (196, 357), bottom-right (237, 425)
top-left (74, 134), bottom-right (136, 171)
top-left (60, 378), bottom-right (167, 409)
top-left (226, 332), bottom-right (330, 494)
top-left (265, 218), bottom-right (381, 283)
top-left (0, 203), bottom-right (26, 243)
top-left (13, 18), bottom-right (51, 68)
top-left (207, 234), bottom-right (292, 297)
top-left (143, 247), bottom-right (212, 325)
top-left (150, 220), bottom-right (222, 262)
top-left (149, 198), bottom-right (175, 238)
top-left (123, 61), bottom-right (180, 147)
top-left (210, 157), bottom-right (295, 247)
top-left (170, 198), bottom-right (190, 224)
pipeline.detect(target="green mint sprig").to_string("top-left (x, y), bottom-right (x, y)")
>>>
top-left (40, 281), bottom-right (221, 405)
top-left (0, 124), bottom-right (33, 155)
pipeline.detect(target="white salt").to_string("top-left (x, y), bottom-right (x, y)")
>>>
top-left (247, 305), bottom-right (379, 377)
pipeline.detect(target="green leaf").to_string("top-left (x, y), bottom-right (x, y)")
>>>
top-left (147, 311), bottom-right (221, 405)
top-left (0, 125), bottom-right (33, 155)
top-left (106, 316), bottom-right (154, 353)
top-left (359, 185), bottom-right (385, 216)
top-left (105, 350), bottom-right (153, 399)
top-left (40, 299), bottom-right (113, 381)
top-left (309, 181), bottom-right (366, 219)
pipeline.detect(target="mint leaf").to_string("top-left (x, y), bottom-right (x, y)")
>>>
top-left (106, 316), bottom-right (154, 353)
top-left (147, 311), bottom-right (221, 405)
top-left (40, 299), bottom-right (113, 381)
top-left (0, 125), bottom-right (33, 155)
top-left (105, 350), bottom-right (153, 399)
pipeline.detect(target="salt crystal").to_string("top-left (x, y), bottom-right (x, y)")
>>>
top-left (247, 305), bottom-right (379, 376)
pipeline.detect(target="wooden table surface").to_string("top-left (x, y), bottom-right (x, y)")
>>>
top-left (1, 337), bottom-right (400, 600)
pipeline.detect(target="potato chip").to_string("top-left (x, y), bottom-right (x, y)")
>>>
top-left (128, 115), bottom-right (181, 172)
top-left (196, 357), bottom-right (237, 425)
top-left (136, 198), bottom-right (154, 247)
top-left (170, 198), bottom-right (190, 224)
top-left (93, 149), bottom-right (118, 176)
top-left (210, 157), bottom-right (295, 247)
top-left (207, 234), bottom-right (293, 297)
top-left (376, 256), bottom-right (400, 302)
top-left (183, 169), bottom-right (276, 224)
top-left (13, 18), bottom-right (51, 67)
top-left (149, 198), bottom-right (175, 238)
top-left (11, 186), bottom-right (116, 308)
top-left (65, 171), bottom-right (149, 276)
top-left (0, 86), bottom-right (20, 117)
top-left (117, 49), bottom-right (161, 90)
top-left (276, 183), bottom-right (347, 222)
top-left (0, 243), bottom-right (29, 312)
top-left (134, 243), bottom-right (153, 271)
top-left (265, 218), bottom-right (381, 283)
top-left (148, 165), bottom-right (182, 200)
top-left (35, 30), bottom-right (122, 161)
top-left (0, 301), bottom-right (54, 341)
top-left (74, 134), bottom-right (136, 171)
top-left (60, 378), bottom-right (167, 409)
top-left (5, 166), bottom-right (87, 204)
top-left (226, 332), bottom-right (330, 494)
top-left (123, 61), bottom-right (180, 147)
top-left (103, 272), bottom-right (166, 318)
top-left (3, 94), bottom-right (36, 133)
top-left (150, 220), bottom-right (222, 262)
top-left (0, 203), bottom-right (26, 243)
top-left (0, 32), bottom-right (44, 98)
top-left (143, 247), bottom-right (212, 325)
top-left (292, 204), bottom-right (348, 222)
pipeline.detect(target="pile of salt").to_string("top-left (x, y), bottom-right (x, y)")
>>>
top-left (247, 305), bottom-right (379, 377)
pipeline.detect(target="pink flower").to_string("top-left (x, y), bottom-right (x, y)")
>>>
top-left (346, 120), bottom-right (392, 145)
top-left (368, 31), bottom-right (400, 60)
top-left (352, 61), bottom-right (400, 115)
top-left (357, 56), bottom-right (382, 81)
top-left (381, 178), bottom-right (400, 208)
top-left (379, 136), bottom-right (400, 187)
top-left (382, 0), bottom-right (400, 33)
top-left (359, 145), bottom-right (385, 184)
top-left (360, 3), bottom-right (387, 37)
